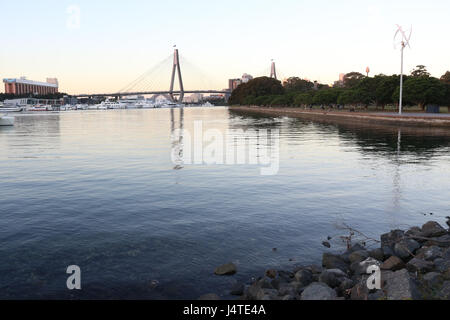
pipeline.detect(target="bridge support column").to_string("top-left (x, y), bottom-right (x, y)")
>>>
top-left (270, 60), bottom-right (277, 80)
top-left (169, 48), bottom-right (184, 102)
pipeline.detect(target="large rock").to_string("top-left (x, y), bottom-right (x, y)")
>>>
top-left (406, 258), bottom-right (434, 273)
top-left (256, 288), bottom-right (278, 300)
top-left (422, 272), bottom-right (443, 287)
top-left (394, 239), bottom-right (420, 259)
top-left (415, 246), bottom-right (443, 261)
top-left (405, 226), bottom-right (424, 239)
top-left (349, 250), bottom-right (370, 264)
top-left (214, 263), bottom-right (237, 275)
top-left (350, 257), bottom-right (382, 276)
top-left (381, 256), bottom-right (405, 271)
top-left (265, 269), bottom-right (277, 279)
top-left (383, 269), bottom-right (421, 300)
top-left (319, 269), bottom-right (349, 288)
top-left (433, 258), bottom-right (450, 273)
top-left (369, 248), bottom-right (384, 261)
top-left (294, 269), bottom-right (313, 287)
top-left (301, 282), bottom-right (337, 300)
top-left (322, 253), bottom-right (349, 273)
top-left (381, 230), bottom-right (405, 248)
top-left (437, 281), bottom-right (450, 299)
top-left (421, 221), bottom-right (447, 238)
top-left (426, 234), bottom-right (450, 248)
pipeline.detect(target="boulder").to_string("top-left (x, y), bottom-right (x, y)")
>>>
top-left (383, 269), bottom-right (421, 300)
top-left (415, 246), bottom-right (443, 261)
top-left (381, 230), bottom-right (405, 248)
top-left (421, 221), bottom-right (447, 238)
top-left (369, 248), bottom-right (384, 261)
top-left (349, 250), bottom-right (370, 264)
top-left (278, 283), bottom-right (298, 297)
top-left (405, 226), bottom-right (424, 239)
top-left (319, 269), bottom-right (349, 288)
top-left (406, 258), bottom-right (434, 273)
top-left (278, 270), bottom-right (295, 281)
top-left (214, 263), bottom-right (237, 275)
top-left (350, 257), bottom-right (382, 276)
top-left (350, 275), bottom-right (370, 300)
top-left (433, 258), bottom-right (450, 273)
top-left (437, 281), bottom-right (450, 300)
top-left (393, 239), bottom-right (420, 259)
top-left (347, 243), bottom-right (366, 253)
top-left (294, 269), bottom-right (313, 287)
top-left (426, 234), bottom-right (450, 248)
top-left (256, 288), bottom-right (278, 300)
top-left (322, 253), bottom-right (349, 273)
top-left (422, 272), bottom-right (443, 287)
top-left (265, 269), bottom-right (277, 279)
top-left (381, 256), bottom-right (405, 271)
top-left (301, 282), bottom-right (337, 300)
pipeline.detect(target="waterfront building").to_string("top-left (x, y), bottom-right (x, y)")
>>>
top-left (228, 78), bottom-right (242, 91)
top-left (3, 77), bottom-right (59, 95)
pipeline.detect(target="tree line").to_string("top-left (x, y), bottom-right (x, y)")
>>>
top-left (228, 66), bottom-right (450, 110)
top-left (0, 92), bottom-right (69, 102)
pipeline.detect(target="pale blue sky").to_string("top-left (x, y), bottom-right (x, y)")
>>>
top-left (1, 0), bottom-right (449, 94)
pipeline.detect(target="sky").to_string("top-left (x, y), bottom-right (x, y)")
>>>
top-left (1, 0), bottom-right (449, 94)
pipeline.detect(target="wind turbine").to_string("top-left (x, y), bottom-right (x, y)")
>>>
top-left (394, 24), bottom-right (412, 115)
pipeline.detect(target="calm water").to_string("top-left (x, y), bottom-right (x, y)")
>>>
top-left (0, 107), bottom-right (449, 299)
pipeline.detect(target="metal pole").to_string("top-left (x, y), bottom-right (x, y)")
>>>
top-left (399, 43), bottom-right (404, 115)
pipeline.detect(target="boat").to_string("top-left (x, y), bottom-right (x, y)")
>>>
top-left (0, 114), bottom-right (14, 126)
top-left (95, 99), bottom-right (127, 110)
top-left (27, 105), bottom-right (53, 111)
top-left (0, 106), bottom-right (23, 112)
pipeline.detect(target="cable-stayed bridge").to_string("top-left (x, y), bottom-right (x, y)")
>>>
top-left (74, 48), bottom-right (279, 102)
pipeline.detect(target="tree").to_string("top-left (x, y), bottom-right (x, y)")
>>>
top-left (393, 76), bottom-right (446, 109)
top-left (374, 75), bottom-right (401, 109)
top-left (440, 71), bottom-right (450, 84)
top-left (283, 77), bottom-right (314, 92)
top-left (312, 88), bottom-right (340, 105)
top-left (353, 77), bottom-right (379, 106)
top-left (343, 72), bottom-right (365, 88)
top-left (293, 92), bottom-right (314, 106)
top-left (229, 77), bottom-right (284, 105)
top-left (337, 90), bottom-right (358, 106)
top-left (411, 65), bottom-right (430, 77)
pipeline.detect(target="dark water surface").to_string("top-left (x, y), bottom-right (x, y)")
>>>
top-left (0, 107), bottom-right (449, 299)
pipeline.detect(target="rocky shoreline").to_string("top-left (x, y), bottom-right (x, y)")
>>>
top-left (208, 220), bottom-right (450, 300)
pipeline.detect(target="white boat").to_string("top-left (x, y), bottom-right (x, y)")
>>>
top-left (75, 104), bottom-right (88, 110)
top-left (27, 105), bottom-right (53, 111)
top-left (0, 106), bottom-right (23, 112)
top-left (0, 114), bottom-right (14, 126)
top-left (95, 99), bottom-right (127, 110)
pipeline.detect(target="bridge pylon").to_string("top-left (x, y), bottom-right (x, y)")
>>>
top-left (169, 48), bottom-right (184, 102)
top-left (270, 60), bottom-right (277, 80)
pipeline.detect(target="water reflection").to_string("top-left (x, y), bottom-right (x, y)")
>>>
top-left (170, 107), bottom-right (185, 170)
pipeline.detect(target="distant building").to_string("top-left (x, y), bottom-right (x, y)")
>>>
top-left (333, 73), bottom-right (346, 88)
top-left (3, 77), bottom-right (59, 95)
top-left (228, 78), bottom-right (242, 91)
top-left (241, 73), bottom-right (253, 83)
top-left (184, 93), bottom-right (204, 103)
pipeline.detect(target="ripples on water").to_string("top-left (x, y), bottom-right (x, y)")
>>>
top-left (0, 108), bottom-right (449, 299)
